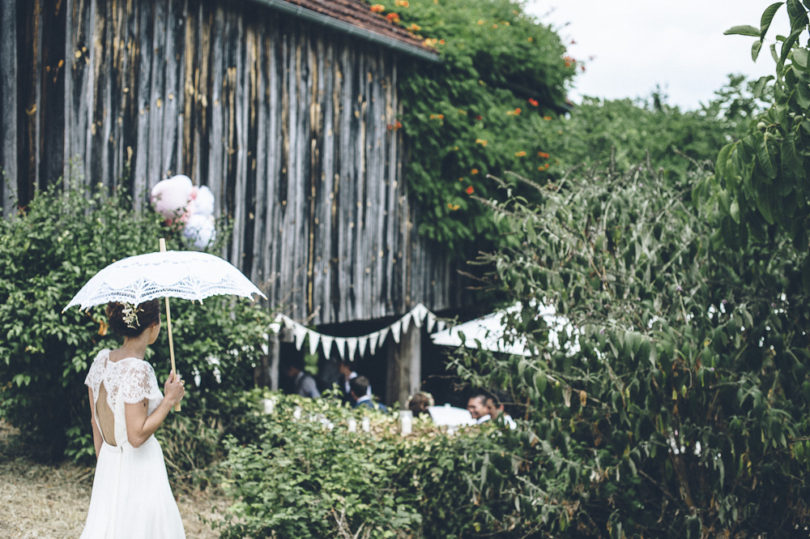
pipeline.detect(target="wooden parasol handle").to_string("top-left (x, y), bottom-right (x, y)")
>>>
top-left (159, 238), bottom-right (181, 412)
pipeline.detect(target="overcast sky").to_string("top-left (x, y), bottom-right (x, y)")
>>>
top-left (524, 1), bottom-right (790, 110)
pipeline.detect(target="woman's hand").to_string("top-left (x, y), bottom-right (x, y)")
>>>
top-left (164, 371), bottom-right (185, 406)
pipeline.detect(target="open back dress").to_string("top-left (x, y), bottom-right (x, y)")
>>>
top-left (81, 349), bottom-right (185, 538)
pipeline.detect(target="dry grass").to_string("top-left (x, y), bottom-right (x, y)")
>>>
top-left (0, 421), bottom-right (227, 538)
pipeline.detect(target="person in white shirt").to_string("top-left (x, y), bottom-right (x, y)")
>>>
top-left (466, 392), bottom-right (491, 424)
top-left (486, 391), bottom-right (517, 429)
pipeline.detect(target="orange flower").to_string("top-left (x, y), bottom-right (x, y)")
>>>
top-left (98, 319), bottom-right (108, 336)
top-left (528, 98), bottom-right (539, 107)
top-left (564, 55), bottom-right (576, 68)
top-left (370, 4), bottom-right (385, 13)
top-left (506, 107), bottom-right (522, 116)
top-left (386, 12), bottom-right (400, 23)
top-left (537, 151), bottom-right (550, 159)
top-left (438, 39), bottom-right (445, 45)
top-left (408, 23), bottom-right (421, 31)
top-left (429, 113), bottom-right (444, 120)
top-left (395, 0), bottom-right (409, 6)
top-left (543, 116), bottom-right (552, 121)
top-left (424, 37), bottom-right (439, 47)
top-left (515, 150), bottom-right (526, 157)
top-left (471, 168), bottom-right (479, 175)
top-left (465, 186), bottom-right (474, 195)
top-left (447, 202), bottom-right (460, 211)
top-left (477, 19), bottom-right (485, 25)
top-left (475, 138), bottom-right (487, 146)
top-left (544, 163), bottom-right (550, 169)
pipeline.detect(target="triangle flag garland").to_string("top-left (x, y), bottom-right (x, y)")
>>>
top-left (276, 304), bottom-right (444, 360)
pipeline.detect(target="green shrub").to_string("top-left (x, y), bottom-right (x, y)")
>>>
top-left (217, 393), bottom-right (546, 538)
top-left (0, 181), bottom-right (272, 462)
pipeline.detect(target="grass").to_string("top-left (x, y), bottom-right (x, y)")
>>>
top-left (0, 420), bottom-right (227, 538)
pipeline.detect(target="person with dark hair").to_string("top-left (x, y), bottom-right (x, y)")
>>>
top-left (349, 376), bottom-right (387, 412)
top-left (466, 392), bottom-right (491, 424)
top-left (284, 356), bottom-right (320, 398)
top-left (486, 390), bottom-right (517, 429)
top-left (81, 300), bottom-right (186, 538)
top-left (338, 358), bottom-right (370, 401)
top-left (407, 391), bottom-right (434, 418)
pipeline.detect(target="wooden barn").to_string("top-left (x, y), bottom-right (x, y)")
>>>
top-left (0, 0), bottom-right (467, 405)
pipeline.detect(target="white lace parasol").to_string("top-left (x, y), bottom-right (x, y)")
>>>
top-left (65, 250), bottom-right (266, 311)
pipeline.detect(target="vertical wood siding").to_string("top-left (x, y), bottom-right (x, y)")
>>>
top-left (0, 0), bottom-right (463, 325)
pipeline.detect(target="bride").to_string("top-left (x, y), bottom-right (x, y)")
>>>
top-left (81, 299), bottom-right (186, 538)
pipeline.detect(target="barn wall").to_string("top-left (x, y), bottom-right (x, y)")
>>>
top-left (0, 0), bottom-right (464, 324)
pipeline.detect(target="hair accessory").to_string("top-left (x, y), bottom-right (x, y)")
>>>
top-left (121, 303), bottom-right (141, 329)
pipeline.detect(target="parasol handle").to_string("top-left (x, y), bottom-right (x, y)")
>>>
top-left (159, 238), bottom-right (181, 412)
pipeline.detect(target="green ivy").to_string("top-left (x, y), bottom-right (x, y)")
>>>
top-left (381, 0), bottom-right (575, 253)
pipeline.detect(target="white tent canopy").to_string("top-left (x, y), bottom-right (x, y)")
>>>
top-left (430, 302), bottom-right (575, 356)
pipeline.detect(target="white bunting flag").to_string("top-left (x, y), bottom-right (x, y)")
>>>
top-left (391, 321), bottom-right (402, 343)
top-left (347, 338), bottom-right (358, 361)
top-left (426, 313), bottom-right (437, 333)
top-left (358, 335), bottom-right (369, 357)
top-left (436, 320), bottom-right (447, 332)
top-left (293, 324), bottom-right (308, 350)
top-left (401, 313), bottom-right (412, 335)
top-left (368, 332), bottom-right (379, 355)
top-left (334, 337), bottom-right (347, 359)
top-left (321, 335), bottom-right (334, 357)
top-left (412, 304), bottom-right (427, 328)
top-left (307, 331), bottom-right (320, 356)
top-left (378, 327), bottom-right (389, 348)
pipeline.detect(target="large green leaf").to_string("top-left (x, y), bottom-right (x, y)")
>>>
top-left (724, 25), bottom-right (761, 37)
top-left (761, 2), bottom-right (786, 38)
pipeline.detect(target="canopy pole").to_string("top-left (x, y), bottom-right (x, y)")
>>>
top-left (159, 238), bottom-right (181, 412)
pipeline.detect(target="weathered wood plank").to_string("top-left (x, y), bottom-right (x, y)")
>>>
top-left (0, 0), bottom-right (19, 214)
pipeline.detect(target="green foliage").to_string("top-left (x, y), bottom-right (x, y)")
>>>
top-left (384, 0), bottom-right (575, 252)
top-left (0, 181), bottom-right (272, 462)
top-left (718, 1), bottom-right (810, 251)
top-left (555, 75), bottom-right (765, 177)
top-left (218, 393), bottom-right (544, 538)
top-left (461, 156), bottom-right (810, 534)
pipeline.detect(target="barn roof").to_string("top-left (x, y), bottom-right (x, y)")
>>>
top-left (253, 0), bottom-right (439, 61)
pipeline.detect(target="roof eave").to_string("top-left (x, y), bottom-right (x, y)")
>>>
top-left (248, 0), bottom-right (440, 63)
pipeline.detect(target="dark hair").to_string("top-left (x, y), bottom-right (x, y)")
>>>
top-left (106, 300), bottom-right (161, 337)
top-left (349, 375), bottom-right (370, 397)
top-left (407, 391), bottom-right (434, 417)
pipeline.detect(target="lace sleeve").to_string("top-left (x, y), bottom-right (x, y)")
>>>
top-left (84, 349), bottom-right (109, 389)
top-left (120, 361), bottom-right (163, 404)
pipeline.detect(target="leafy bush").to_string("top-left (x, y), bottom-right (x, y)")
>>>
top-left (0, 181), bottom-right (272, 462)
top-left (218, 392), bottom-right (544, 538)
top-left (459, 155), bottom-right (810, 535)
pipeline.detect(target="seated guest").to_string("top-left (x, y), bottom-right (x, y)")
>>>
top-left (407, 391), bottom-right (435, 418)
top-left (350, 376), bottom-right (387, 412)
top-left (283, 357), bottom-right (320, 398)
top-left (466, 392), bottom-right (491, 424)
top-left (486, 390), bottom-right (517, 429)
top-left (338, 358), bottom-right (370, 400)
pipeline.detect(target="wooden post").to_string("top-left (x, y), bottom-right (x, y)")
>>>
top-left (268, 330), bottom-right (281, 390)
top-left (385, 323), bottom-right (421, 409)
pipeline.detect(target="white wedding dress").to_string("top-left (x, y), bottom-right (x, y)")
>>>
top-left (81, 349), bottom-right (185, 538)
